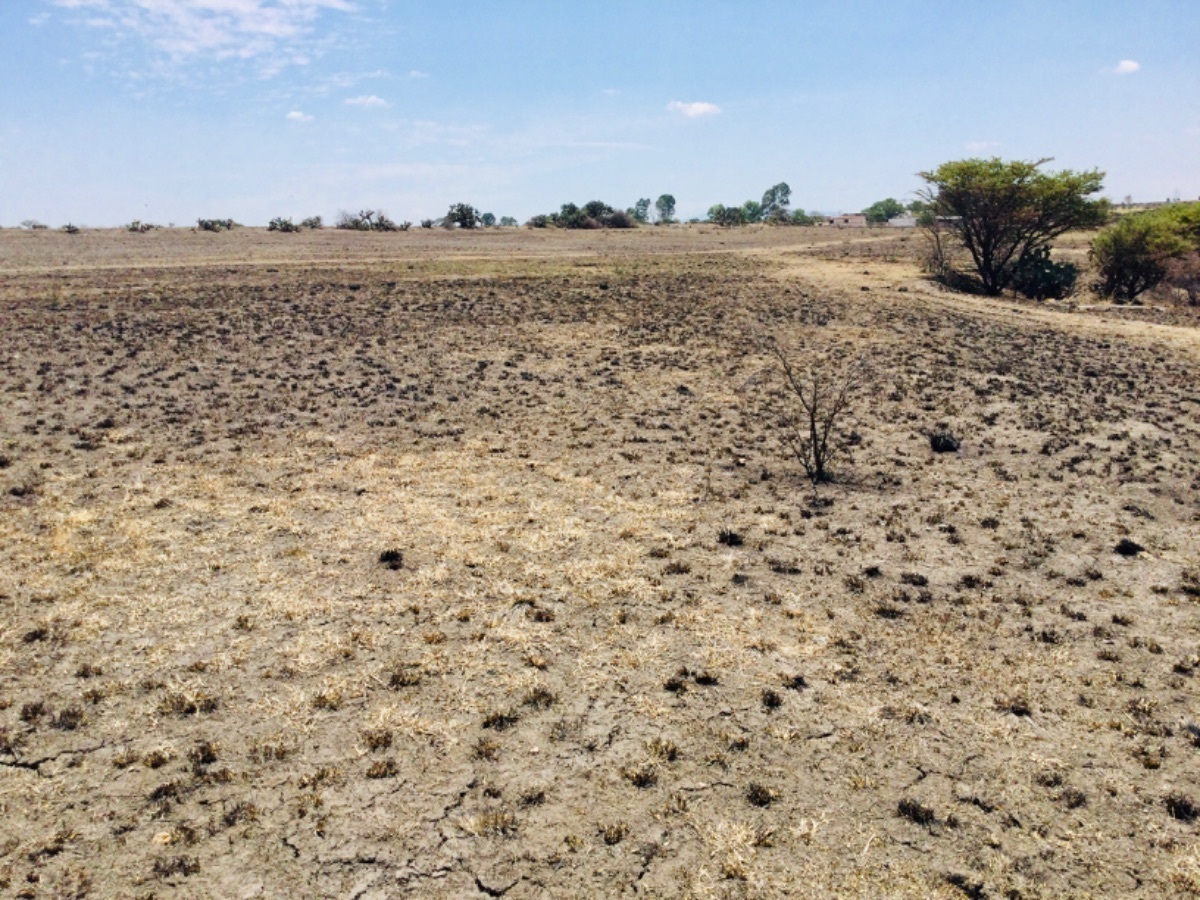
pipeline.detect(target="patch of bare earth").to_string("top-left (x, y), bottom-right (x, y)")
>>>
top-left (1, 227), bottom-right (1198, 897)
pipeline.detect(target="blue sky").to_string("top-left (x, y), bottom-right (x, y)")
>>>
top-left (1, 0), bottom-right (1198, 227)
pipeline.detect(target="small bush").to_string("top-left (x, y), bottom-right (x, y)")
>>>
top-left (1092, 209), bottom-right (1192, 302)
top-left (126, 220), bottom-right (158, 233)
top-left (197, 218), bottom-right (236, 232)
top-left (605, 209), bottom-right (636, 229)
top-left (336, 209), bottom-right (403, 232)
top-left (268, 217), bottom-right (300, 233)
top-left (373, 212), bottom-right (401, 232)
top-left (757, 337), bottom-right (864, 491)
top-left (1163, 252), bottom-right (1200, 305)
top-left (20, 219), bottom-right (48, 230)
top-left (300, 215), bottom-right (323, 229)
top-left (61, 223), bottom-right (81, 235)
top-left (525, 214), bottom-right (551, 228)
top-left (1011, 247), bottom-right (1078, 300)
top-left (420, 219), bottom-right (434, 229)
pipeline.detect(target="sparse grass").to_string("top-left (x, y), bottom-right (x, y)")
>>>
top-left (2, 225), bottom-right (1198, 897)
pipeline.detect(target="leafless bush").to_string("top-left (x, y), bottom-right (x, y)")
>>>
top-left (1164, 252), bottom-right (1200, 305)
top-left (748, 337), bottom-right (866, 493)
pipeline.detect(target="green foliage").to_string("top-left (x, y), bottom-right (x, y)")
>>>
top-left (197, 218), bottom-right (236, 232)
top-left (268, 217), bottom-right (300, 233)
top-left (540, 201), bottom-right (636, 229)
top-left (126, 220), bottom-right (158, 233)
top-left (628, 198), bottom-right (651, 223)
top-left (499, 216), bottom-right (518, 227)
top-left (761, 182), bottom-right (791, 221)
top-left (707, 204), bottom-right (746, 227)
top-left (918, 157), bottom-right (1109, 295)
top-left (740, 200), bottom-right (763, 223)
top-left (481, 212), bottom-right (496, 228)
top-left (654, 194), bottom-right (676, 224)
top-left (862, 198), bottom-right (906, 224)
top-left (790, 209), bottom-right (816, 226)
top-left (300, 216), bottom-right (323, 229)
top-left (444, 203), bottom-right (481, 229)
top-left (1009, 246), bottom-right (1078, 300)
top-left (1091, 203), bottom-right (1199, 302)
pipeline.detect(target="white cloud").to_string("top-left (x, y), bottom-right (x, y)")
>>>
top-left (667, 100), bottom-right (720, 118)
top-left (965, 140), bottom-right (998, 152)
top-left (345, 94), bottom-right (389, 108)
top-left (1113, 59), bottom-right (1140, 75)
top-left (601, 88), bottom-right (619, 96)
top-left (51, 0), bottom-right (356, 65)
top-left (408, 69), bottom-right (429, 79)
top-left (286, 110), bottom-right (313, 122)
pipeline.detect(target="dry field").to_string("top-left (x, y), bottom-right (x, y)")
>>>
top-left (1, 225), bottom-right (1199, 898)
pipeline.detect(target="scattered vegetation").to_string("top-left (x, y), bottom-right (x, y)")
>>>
top-left (196, 218), bottom-right (236, 232)
top-left (335, 209), bottom-right (402, 231)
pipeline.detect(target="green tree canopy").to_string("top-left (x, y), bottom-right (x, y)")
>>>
top-left (761, 182), bottom-right (792, 221)
top-left (862, 198), bottom-right (906, 224)
top-left (628, 198), bottom-right (651, 223)
top-left (919, 157), bottom-right (1109, 295)
top-left (740, 200), bottom-right (763, 224)
top-left (707, 204), bottom-right (746, 227)
top-left (655, 194), bottom-right (676, 224)
top-left (1091, 204), bottom-right (1198, 302)
top-left (444, 202), bottom-right (481, 229)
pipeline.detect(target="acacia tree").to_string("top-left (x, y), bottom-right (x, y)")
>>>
top-left (918, 158), bottom-right (1109, 295)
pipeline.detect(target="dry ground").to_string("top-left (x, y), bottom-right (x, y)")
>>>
top-left (1, 225), bottom-right (1199, 898)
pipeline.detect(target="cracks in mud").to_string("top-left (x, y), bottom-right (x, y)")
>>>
top-left (0, 740), bottom-right (111, 776)
top-left (474, 874), bottom-right (521, 896)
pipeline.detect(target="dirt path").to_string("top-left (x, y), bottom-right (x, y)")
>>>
top-left (758, 243), bottom-right (1200, 359)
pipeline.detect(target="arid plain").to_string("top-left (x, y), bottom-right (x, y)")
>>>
top-left (2, 225), bottom-right (1199, 898)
